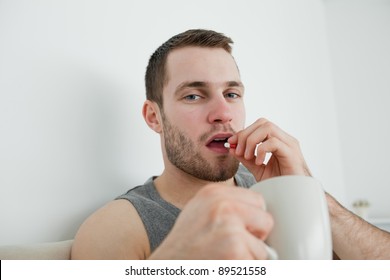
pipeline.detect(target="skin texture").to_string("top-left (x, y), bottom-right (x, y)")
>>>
top-left (326, 193), bottom-right (390, 259)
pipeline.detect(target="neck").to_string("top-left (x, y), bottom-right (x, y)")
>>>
top-left (154, 165), bottom-right (236, 209)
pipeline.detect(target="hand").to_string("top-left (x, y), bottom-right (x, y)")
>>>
top-left (228, 118), bottom-right (311, 181)
top-left (149, 184), bottom-right (274, 260)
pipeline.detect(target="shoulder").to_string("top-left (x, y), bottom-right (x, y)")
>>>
top-left (71, 199), bottom-right (150, 259)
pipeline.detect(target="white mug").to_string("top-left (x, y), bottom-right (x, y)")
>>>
top-left (250, 175), bottom-right (333, 260)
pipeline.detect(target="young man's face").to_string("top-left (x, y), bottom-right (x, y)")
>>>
top-left (161, 46), bottom-right (246, 182)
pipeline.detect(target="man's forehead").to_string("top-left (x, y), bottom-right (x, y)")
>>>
top-left (165, 47), bottom-right (241, 88)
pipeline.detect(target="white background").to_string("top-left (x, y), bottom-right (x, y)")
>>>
top-left (3, 260), bottom-right (390, 279)
top-left (0, 0), bottom-right (389, 245)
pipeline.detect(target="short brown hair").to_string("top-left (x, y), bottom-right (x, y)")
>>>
top-left (145, 29), bottom-right (234, 108)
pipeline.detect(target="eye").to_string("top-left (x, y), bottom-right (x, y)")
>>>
top-left (184, 94), bottom-right (201, 101)
top-left (225, 92), bottom-right (240, 99)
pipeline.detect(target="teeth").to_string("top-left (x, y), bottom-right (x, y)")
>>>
top-left (214, 138), bottom-right (227, 141)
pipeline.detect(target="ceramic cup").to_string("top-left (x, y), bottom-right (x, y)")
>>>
top-left (250, 175), bottom-right (332, 260)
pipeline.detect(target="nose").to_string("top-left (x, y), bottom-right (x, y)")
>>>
top-left (207, 95), bottom-right (233, 124)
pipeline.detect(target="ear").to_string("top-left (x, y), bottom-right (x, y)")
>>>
top-left (142, 100), bottom-right (163, 133)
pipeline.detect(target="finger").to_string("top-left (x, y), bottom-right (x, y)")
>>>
top-left (229, 118), bottom-right (268, 157)
top-left (247, 137), bottom-right (292, 166)
top-left (232, 119), bottom-right (298, 159)
top-left (211, 193), bottom-right (273, 241)
top-left (245, 233), bottom-right (278, 260)
top-left (256, 137), bottom-right (291, 161)
top-left (236, 203), bottom-right (274, 240)
top-left (257, 137), bottom-right (309, 175)
top-left (255, 144), bottom-right (267, 166)
top-left (245, 234), bottom-right (268, 260)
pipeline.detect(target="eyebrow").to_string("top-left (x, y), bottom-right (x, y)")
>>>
top-left (175, 80), bottom-right (244, 95)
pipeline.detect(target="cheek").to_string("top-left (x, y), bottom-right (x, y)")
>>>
top-left (180, 110), bottom-right (204, 134)
top-left (167, 108), bottom-right (204, 134)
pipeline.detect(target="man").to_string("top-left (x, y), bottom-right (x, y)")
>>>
top-left (71, 29), bottom-right (388, 260)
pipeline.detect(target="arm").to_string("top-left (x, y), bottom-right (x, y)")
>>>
top-left (326, 193), bottom-right (390, 259)
top-left (71, 184), bottom-right (274, 260)
top-left (71, 200), bottom-right (151, 259)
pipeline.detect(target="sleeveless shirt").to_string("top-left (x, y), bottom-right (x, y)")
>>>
top-left (116, 165), bottom-right (257, 252)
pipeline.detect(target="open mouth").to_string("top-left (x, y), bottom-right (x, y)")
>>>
top-left (206, 134), bottom-right (232, 152)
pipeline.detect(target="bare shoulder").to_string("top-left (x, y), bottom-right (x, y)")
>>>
top-left (71, 199), bottom-right (150, 259)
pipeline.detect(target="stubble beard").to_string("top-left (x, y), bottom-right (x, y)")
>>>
top-left (161, 112), bottom-right (240, 182)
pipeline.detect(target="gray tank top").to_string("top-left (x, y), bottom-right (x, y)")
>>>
top-left (116, 165), bottom-right (256, 252)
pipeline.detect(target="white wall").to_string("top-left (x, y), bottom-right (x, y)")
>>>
top-left (324, 0), bottom-right (390, 218)
top-left (0, 0), bottom-right (345, 245)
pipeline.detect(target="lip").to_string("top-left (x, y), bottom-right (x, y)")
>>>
top-left (205, 133), bottom-right (233, 146)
